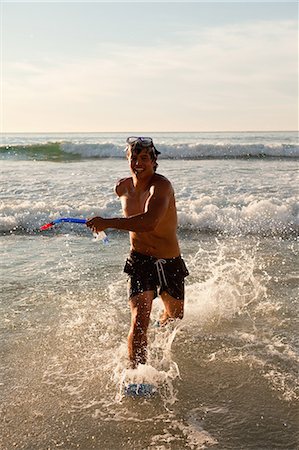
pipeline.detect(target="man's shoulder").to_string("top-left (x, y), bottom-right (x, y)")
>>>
top-left (151, 173), bottom-right (173, 193)
top-left (152, 173), bottom-right (171, 184)
top-left (115, 177), bottom-right (132, 197)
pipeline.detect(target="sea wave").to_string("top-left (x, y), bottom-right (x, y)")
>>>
top-left (177, 198), bottom-right (298, 236)
top-left (1, 141), bottom-right (298, 161)
top-left (1, 197), bottom-right (298, 237)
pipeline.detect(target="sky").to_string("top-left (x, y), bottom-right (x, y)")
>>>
top-left (1, 1), bottom-right (298, 132)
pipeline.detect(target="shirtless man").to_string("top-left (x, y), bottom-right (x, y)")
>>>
top-left (86, 137), bottom-right (189, 368)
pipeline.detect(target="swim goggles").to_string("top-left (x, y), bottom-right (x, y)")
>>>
top-left (126, 136), bottom-right (154, 147)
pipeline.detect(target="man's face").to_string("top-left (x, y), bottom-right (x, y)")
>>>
top-left (128, 148), bottom-right (155, 178)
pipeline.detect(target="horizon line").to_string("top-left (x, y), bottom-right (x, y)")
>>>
top-left (1, 129), bottom-right (298, 134)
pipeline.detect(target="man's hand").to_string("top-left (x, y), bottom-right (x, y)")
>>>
top-left (86, 216), bottom-right (106, 233)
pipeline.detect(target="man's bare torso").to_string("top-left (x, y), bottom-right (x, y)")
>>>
top-left (116, 173), bottom-right (180, 258)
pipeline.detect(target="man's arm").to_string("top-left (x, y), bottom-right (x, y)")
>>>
top-left (86, 179), bottom-right (171, 233)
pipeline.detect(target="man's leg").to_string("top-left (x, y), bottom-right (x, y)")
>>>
top-left (160, 291), bottom-right (184, 326)
top-left (128, 291), bottom-right (155, 368)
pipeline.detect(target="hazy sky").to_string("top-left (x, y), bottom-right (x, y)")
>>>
top-left (1, 1), bottom-right (298, 132)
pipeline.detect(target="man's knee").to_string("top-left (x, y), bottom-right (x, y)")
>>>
top-left (171, 302), bottom-right (184, 319)
top-left (129, 292), bottom-right (154, 326)
top-left (161, 292), bottom-right (184, 319)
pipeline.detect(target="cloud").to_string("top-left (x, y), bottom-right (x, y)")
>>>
top-left (3, 19), bottom-right (298, 131)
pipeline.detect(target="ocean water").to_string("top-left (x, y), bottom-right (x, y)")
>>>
top-left (0, 131), bottom-right (298, 450)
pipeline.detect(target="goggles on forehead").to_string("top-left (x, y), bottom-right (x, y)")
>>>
top-left (126, 136), bottom-right (160, 155)
top-left (126, 136), bottom-right (154, 147)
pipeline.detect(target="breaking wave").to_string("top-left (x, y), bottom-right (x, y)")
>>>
top-left (1, 141), bottom-right (298, 161)
top-left (1, 197), bottom-right (298, 237)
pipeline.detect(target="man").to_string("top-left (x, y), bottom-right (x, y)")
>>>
top-left (86, 137), bottom-right (189, 368)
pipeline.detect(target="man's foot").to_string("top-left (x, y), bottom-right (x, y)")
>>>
top-left (156, 311), bottom-right (175, 327)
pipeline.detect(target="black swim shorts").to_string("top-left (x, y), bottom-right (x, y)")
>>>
top-left (124, 250), bottom-right (189, 300)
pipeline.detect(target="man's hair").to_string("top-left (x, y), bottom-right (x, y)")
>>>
top-left (126, 141), bottom-right (160, 171)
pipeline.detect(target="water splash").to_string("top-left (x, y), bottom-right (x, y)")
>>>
top-left (108, 322), bottom-right (183, 407)
top-left (184, 240), bottom-right (267, 327)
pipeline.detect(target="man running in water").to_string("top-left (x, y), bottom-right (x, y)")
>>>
top-left (86, 137), bottom-right (189, 368)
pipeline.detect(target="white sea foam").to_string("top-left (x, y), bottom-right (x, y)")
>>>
top-left (1, 197), bottom-right (297, 236)
top-left (177, 197), bottom-right (298, 235)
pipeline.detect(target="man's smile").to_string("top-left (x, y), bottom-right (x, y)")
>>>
top-left (134, 168), bottom-right (145, 174)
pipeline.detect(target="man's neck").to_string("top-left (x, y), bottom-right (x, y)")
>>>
top-left (132, 173), bottom-right (155, 191)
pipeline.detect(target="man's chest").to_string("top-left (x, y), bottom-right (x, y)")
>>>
top-left (120, 191), bottom-right (150, 217)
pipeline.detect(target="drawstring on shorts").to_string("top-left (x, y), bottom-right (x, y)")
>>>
top-left (154, 259), bottom-right (167, 286)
